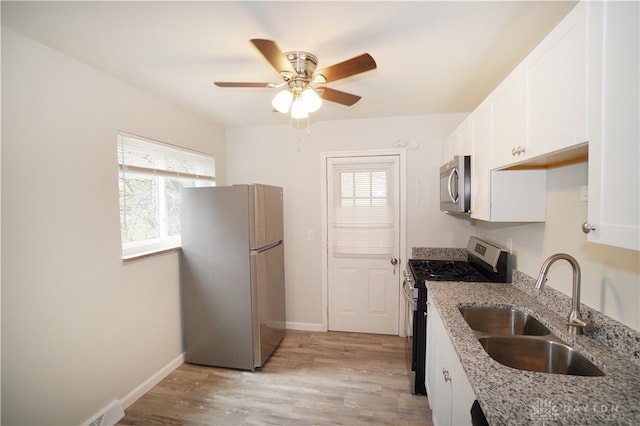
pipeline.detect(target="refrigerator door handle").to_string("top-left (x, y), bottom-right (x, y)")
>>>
top-left (251, 240), bottom-right (283, 255)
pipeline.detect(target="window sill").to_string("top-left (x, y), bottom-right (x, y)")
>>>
top-left (122, 246), bottom-right (181, 263)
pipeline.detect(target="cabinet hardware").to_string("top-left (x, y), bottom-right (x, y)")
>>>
top-left (581, 222), bottom-right (596, 234)
top-left (511, 146), bottom-right (527, 156)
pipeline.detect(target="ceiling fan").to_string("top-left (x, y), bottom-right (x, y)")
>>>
top-left (214, 39), bottom-right (377, 119)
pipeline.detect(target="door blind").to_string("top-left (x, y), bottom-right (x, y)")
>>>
top-left (332, 161), bottom-right (394, 256)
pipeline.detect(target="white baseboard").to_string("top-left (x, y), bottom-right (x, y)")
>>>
top-left (286, 321), bottom-right (326, 332)
top-left (121, 352), bottom-right (185, 409)
top-left (82, 400), bottom-right (124, 426)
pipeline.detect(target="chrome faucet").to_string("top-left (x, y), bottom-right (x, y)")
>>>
top-left (535, 253), bottom-right (593, 335)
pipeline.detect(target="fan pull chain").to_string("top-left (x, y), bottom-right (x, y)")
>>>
top-left (295, 117), bottom-right (312, 148)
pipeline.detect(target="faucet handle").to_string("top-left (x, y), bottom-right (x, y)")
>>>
top-left (567, 313), bottom-right (594, 335)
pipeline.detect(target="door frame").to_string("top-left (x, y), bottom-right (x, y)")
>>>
top-left (320, 149), bottom-right (407, 336)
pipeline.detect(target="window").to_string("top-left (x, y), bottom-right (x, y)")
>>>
top-left (117, 132), bottom-right (215, 258)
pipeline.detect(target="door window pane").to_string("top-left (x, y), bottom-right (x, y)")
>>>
top-left (332, 161), bottom-right (395, 256)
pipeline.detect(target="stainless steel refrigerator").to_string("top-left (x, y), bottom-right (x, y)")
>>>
top-left (180, 184), bottom-right (286, 370)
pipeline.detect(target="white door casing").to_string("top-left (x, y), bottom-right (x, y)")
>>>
top-left (322, 151), bottom-right (404, 335)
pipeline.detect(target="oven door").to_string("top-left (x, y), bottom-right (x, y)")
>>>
top-left (402, 272), bottom-right (417, 391)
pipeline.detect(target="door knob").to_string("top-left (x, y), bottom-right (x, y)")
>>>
top-left (390, 257), bottom-right (398, 266)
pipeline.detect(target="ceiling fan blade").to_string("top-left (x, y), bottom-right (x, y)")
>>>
top-left (318, 87), bottom-right (362, 106)
top-left (250, 39), bottom-right (295, 75)
top-left (315, 53), bottom-right (376, 83)
top-left (214, 82), bottom-right (274, 88)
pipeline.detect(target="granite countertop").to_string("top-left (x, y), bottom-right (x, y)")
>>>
top-left (427, 280), bottom-right (640, 425)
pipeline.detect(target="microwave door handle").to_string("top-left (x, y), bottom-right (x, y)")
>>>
top-left (448, 168), bottom-right (459, 203)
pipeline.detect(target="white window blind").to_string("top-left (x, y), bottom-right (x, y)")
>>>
top-left (117, 132), bottom-right (215, 257)
top-left (117, 133), bottom-right (215, 180)
top-left (332, 161), bottom-right (394, 256)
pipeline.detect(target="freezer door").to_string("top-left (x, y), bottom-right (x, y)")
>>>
top-left (249, 184), bottom-right (284, 249)
top-left (251, 241), bottom-right (286, 367)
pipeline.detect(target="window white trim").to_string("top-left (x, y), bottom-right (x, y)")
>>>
top-left (117, 131), bottom-right (215, 258)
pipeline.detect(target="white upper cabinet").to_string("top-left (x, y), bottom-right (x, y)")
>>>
top-left (524, 1), bottom-right (588, 159)
top-left (585, 1), bottom-right (639, 251)
top-left (471, 99), bottom-right (546, 223)
top-left (443, 118), bottom-right (471, 163)
top-left (470, 103), bottom-right (492, 220)
top-left (442, 0), bottom-right (639, 242)
top-left (490, 66), bottom-right (526, 169)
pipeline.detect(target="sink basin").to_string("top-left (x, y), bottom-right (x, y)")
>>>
top-left (478, 336), bottom-right (605, 376)
top-left (459, 306), bottom-right (550, 336)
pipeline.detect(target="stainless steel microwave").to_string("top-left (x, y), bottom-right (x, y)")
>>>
top-left (439, 155), bottom-right (471, 214)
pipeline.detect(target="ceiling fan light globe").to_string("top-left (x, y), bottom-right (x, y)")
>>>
top-left (272, 89), bottom-right (293, 113)
top-left (291, 98), bottom-right (309, 119)
top-left (302, 88), bottom-right (322, 113)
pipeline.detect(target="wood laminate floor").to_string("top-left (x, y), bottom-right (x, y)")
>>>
top-left (118, 330), bottom-right (432, 425)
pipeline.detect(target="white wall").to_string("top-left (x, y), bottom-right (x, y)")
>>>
top-left (1, 28), bottom-right (226, 425)
top-left (226, 116), bottom-right (639, 333)
top-left (473, 162), bottom-right (640, 330)
top-left (226, 115), bottom-right (473, 328)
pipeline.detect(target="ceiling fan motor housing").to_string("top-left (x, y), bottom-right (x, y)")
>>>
top-left (284, 51), bottom-right (318, 78)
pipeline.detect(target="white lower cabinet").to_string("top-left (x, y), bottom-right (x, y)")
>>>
top-left (426, 293), bottom-right (476, 426)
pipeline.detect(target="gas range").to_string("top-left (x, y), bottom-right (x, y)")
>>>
top-left (408, 236), bottom-right (513, 288)
top-left (404, 237), bottom-right (513, 396)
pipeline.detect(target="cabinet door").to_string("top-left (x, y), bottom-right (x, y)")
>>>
top-left (458, 120), bottom-right (472, 157)
top-left (425, 297), bottom-right (436, 398)
top-left (444, 119), bottom-right (472, 163)
top-left (491, 66), bottom-right (525, 169)
top-left (428, 295), bottom-right (474, 426)
top-left (429, 303), bottom-right (453, 426)
top-left (470, 104), bottom-right (492, 221)
top-left (471, 104), bottom-right (546, 223)
top-left (525, 1), bottom-right (588, 157)
top-left (443, 131), bottom-right (459, 164)
top-left (448, 344), bottom-right (476, 426)
top-left (433, 335), bottom-right (453, 426)
top-left (586, 0), bottom-right (640, 251)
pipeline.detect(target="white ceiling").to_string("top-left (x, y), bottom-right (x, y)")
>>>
top-left (2, 1), bottom-right (577, 128)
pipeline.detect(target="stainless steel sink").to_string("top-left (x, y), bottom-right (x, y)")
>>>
top-left (478, 336), bottom-right (605, 376)
top-left (459, 306), bottom-right (550, 336)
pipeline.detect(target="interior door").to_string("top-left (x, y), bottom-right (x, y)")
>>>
top-left (326, 155), bottom-right (400, 335)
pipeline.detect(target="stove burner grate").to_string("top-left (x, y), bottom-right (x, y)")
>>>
top-left (409, 259), bottom-right (492, 283)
